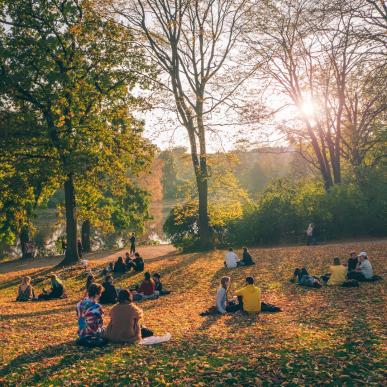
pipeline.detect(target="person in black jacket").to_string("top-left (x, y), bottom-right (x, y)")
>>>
top-left (347, 251), bottom-right (359, 273)
top-left (133, 253), bottom-right (144, 272)
top-left (113, 256), bottom-right (126, 274)
top-left (38, 275), bottom-right (65, 300)
top-left (152, 273), bottom-right (171, 296)
top-left (100, 275), bottom-right (118, 304)
top-left (241, 247), bottom-right (255, 266)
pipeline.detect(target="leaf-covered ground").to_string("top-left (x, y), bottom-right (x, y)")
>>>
top-left (0, 241), bottom-right (386, 386)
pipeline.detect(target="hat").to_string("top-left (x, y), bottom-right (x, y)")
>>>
top-left (358, 251), bottom-right (367, 257)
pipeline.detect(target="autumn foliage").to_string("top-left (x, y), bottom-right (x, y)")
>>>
top-left (0, 241), bottom-right (385, 385)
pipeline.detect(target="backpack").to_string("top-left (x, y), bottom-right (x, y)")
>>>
top-left (76, 335), bottom-right (107, 348)
top-left (341, 279), bottom-right (359, 288)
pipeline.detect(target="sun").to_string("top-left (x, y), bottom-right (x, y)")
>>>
top-left (300, 99), bottom-right (315, 118)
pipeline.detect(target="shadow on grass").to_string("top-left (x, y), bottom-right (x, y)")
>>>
top-left (0, 304), bottom-right (75, 321)
top-left (0, 341), bottom-right (112, 385)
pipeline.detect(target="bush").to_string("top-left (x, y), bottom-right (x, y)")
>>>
top-left (164, 175), bottom-right (387, 250)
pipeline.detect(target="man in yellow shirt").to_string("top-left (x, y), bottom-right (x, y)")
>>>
top-left (327, 257), bottom-right (347, 286)
top-left (235, 277), bottom-right (261, 312)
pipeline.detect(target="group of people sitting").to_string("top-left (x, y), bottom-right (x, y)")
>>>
top-left (106, 252), bottom-right (145, 276)
top-left (224, 247), bottom-right (255, 268)
top-left (84, 271), bottom-right (169, 304)
top-left (202, 275), bottom-right (280, 315)
top-left (16, 274), bottom-right (66, 302)
top-left (292, 251), bottom-right (379, 288)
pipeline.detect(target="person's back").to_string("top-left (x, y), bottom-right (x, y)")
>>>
top-left (104, 301), bottom-right (143, 343)
top-left (76, 284), bottom-right (104, 338)
top-left (236, 279), bottom-right (261, 312)
top-left (242, 248), bottom-right (254, 266)
top-left (328, 265), bottom-right (347, 286)
top-left (225, 249), bottom-right (239, 268)
top-left (114, 258), bottom-right (126, 273)
top-left (134, 255), bottom-right (144, 272)
top-left (100, 279), bottom-right (117, 304)
top-left (138, 278), bottom-right (155, 296)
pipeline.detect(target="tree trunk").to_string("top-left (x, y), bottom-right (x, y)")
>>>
top-left (81, 219), bottom-right (91, 253)
top-left (196, 165), bottom-right (211, 250)
top-left (19, 226), bottom-right (29, 259)
top-left (61, 174), bottom-right (79, 265)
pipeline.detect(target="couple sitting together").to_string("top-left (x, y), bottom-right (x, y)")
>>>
top-left (16, 274), bottom-right (66, 302)
top-left (112, 252), bottom-right (145, 275)
top-left (76, 283), bottom-right (153, 347)
top-left (224, 247), bottom-right (255, 268)
top-left (131, 272), bottom-right (171, 301)
top-left (202, 276), bottom-right (280, 315)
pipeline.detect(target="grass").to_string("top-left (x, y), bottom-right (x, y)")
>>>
top-left (0, 240), bottom-right (386, 386)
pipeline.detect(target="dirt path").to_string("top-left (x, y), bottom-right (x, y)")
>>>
top-left (0, 245), bottom-right (177, 282)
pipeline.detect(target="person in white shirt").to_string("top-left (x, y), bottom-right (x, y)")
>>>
top-left (358, 252), bottom-right (373, 279)
top-left (349, 251), bottom-right (374, 281)
top-left (224, 248), bottom-right (240, 268)
top-left (216, 276), bottom-right (230, 314)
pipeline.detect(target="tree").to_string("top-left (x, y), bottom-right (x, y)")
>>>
top-left (246, 0), bottom-right (386, 190)
top-left (0, 0), bottom-right (154, 264)
top-left (110, 0), bottom-right (250, 249)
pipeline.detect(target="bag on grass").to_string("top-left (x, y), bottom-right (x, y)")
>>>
top-left (341, 279), bottom-right (359, 288)
top-left (261, 302), bottom-right (281, 313)
top-left (140, 333), bottom-right (171, 346)
top-left (76, 335), bottom-right (107, 348)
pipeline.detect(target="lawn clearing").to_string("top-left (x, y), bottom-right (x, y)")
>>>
top-left (0, 240), bottom-right (386, 386)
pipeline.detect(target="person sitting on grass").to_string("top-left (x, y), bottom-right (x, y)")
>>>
top-left (216, 276), bottom-right (241, 314)
top-left (135, 272), bottom-right (157, 300)
top-left (125, 252), bottom-right (134, 271)
top-left (84, 274), bottom-right (95, 295)
top-left (348, 252), bottom-right (373, 281)
top-left (236, 277), bottom-right (281, 313)
top-left (347, 251), bottom-right (358, 273)
top-left (76, 283), bottom-right (105, 345)
top-left (133, 252), bottom-right (145, 272)
top-left (241, 247), bottom-right (255, 266)
top-left (16, 276), bottom-right (35, 301)
top-left (224, 248), bottom-right (240, 268)
top-left (113, 256), bottom-right (126, 274)
top-left (326, 257), bottom-right (347, 286)
top-left (103, 289), bottom-right (153, 344)
top-left (292, 268), bottom-right (321, 288)
top-left (38, 274), bottom-right (66, 300)
top-left (100, 275), bottom-right (118, 304)
top-left (152, 273), bottom-right (171, 296)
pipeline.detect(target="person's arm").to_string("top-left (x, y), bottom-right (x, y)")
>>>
top-left (216, 288), bottom-right (227, 314)
top-left (235, 287), bottom-right (244, 296)
top-left (138, 281), bottom-right (145, 294)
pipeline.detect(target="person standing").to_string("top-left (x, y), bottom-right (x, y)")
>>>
top-left (306, 223), bottom-right (314, 246)
top-left (130, 233), bottom-right (136, 254)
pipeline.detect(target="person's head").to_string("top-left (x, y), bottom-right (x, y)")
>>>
top-left (125, 252), bottom-right (130, 258)
top-left (333, 257), bottom-right (341, 266)
top-left (220, 276), bottom-right (230, 289)
top-left (246, 276), bottom-right (254, 285)
top-left (104, 275), bottom-right (113, 284)
top-left (118, 289), bottom-right (133, 303)
top-left (350, 251), bottom-right (356, 258)
top-left (87, 283), bottom-right (103, 300)
top-left (134, 252), bottom-right (140, 259)
top-left (117, 256), bottom-right (124, 263)
top-left (132, 232), bottom-right (135, 236)
top-left (144, 272), bottom-right (151, 281)
top-left (293, 268), bottom-right (301, 277)
top-left (228, 247), bottom-right (233, 252)
top-left (86, 274), bottom-right (94, 286)
top-left (243, 247), bottom-right (248, 253)
top-left (21, 276), bottom-right (31, 286)
top-left (152, 273), bottom-right (161, 282)
top-left (358, 251), bottom-right (368, 261)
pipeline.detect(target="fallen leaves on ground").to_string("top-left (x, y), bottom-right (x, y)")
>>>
top-left (0, 240), bottom-right (386, 386)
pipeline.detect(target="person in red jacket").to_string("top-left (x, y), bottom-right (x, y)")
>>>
top-left (135, 272), bottom-right (157, 300)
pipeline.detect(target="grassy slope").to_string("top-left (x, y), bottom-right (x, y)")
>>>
top-left (0, 240), bottom-right (386, 386)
